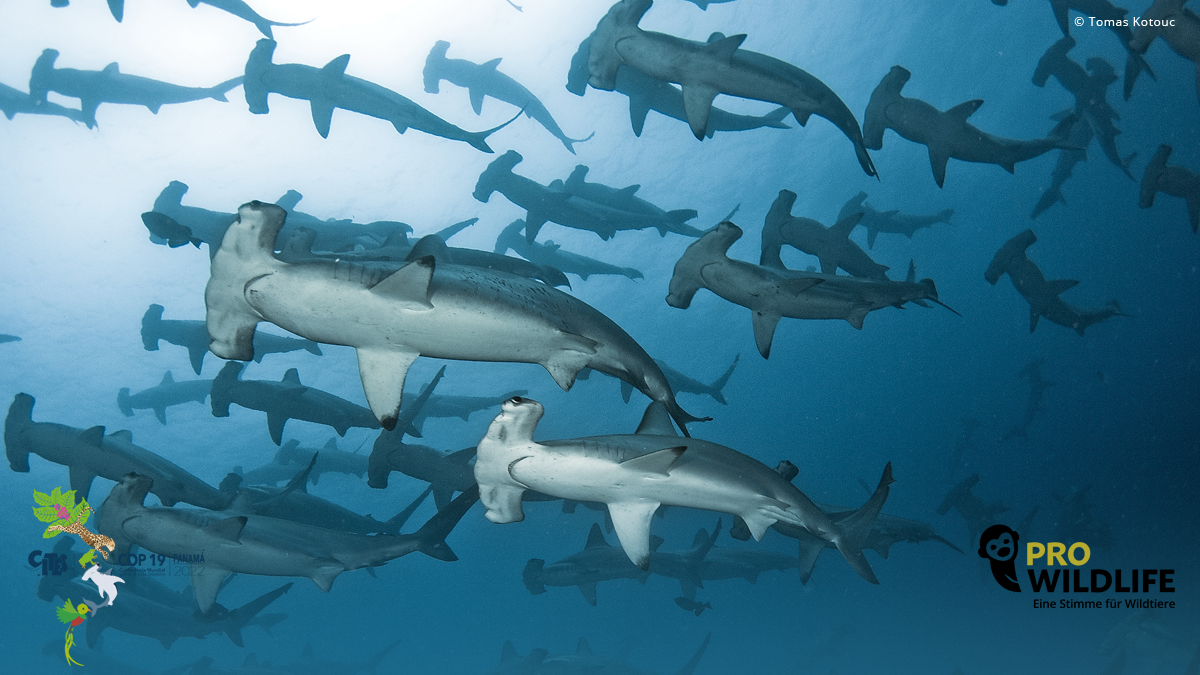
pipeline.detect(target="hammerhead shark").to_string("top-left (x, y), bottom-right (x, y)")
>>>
top-left (583, 0), bottom-right (877, 176)
top-left (28, 49), bottom-right (241, 128)
top-left (567, 36), bottom-right (792, 138)
top-left (210, 362), bottom-right (381, 445)
top-left (475, 151), bottom-right (704, 242)
top-left (1002, 358), bottom-right (1055, 441)
top-left (1033, 36), bottom-right (1135, 178)
top-left (423, 40), bottom-right (593, 153)
top-left (491, 635), bottom-right (711, 675)
top-left (761, 189), bottom-right (889, 279)
top-left (523, 522), bottom-right (652, 606)
top-left (475, 397), bottom-right (892, 584)
top-left (49, 0), bottom-right (308, 38)
top-left (864, 65), bottom-right (1076, 187)
top-left (1140, 144), bottom-right (1200, 233)
top-left (204, 201), bottom-right (706, 435)
top-left (580, 353), bottom-right (739, 406)
top-left (838, 192), bottom-right (953, 249)
top-left (562, 164), bottom-right (702, 236)
top-left (669, 222), bottom-right (954, 358)
top-left (1130, 0), bottom-right (1200, 105)
top-left (985, 229), bottom-right (1126, 335)
top-left (0, 334), bottom-right (21, 344)
top-left (495, 220), bottom-right (645, 281)
top-left (1044, 0), bottom-right (1156, 100)
top-left (0, 81), bottom-right (87, 123)
top-left (243, 39), bottom-right (514, 149)
top-left (937, 473), bottom-right (1009, 549)
top-left (117, 371), bottom-right (212, 424)
top-left (273, 438), bottom-right (367, 485)
top-left (142, 303), bottom-right (322, 376)
top-left (6, 393), bottom-right (230, 509)
top-left (1030, 112), bottom-right (1094, 219)
top-left (97, 472), bottom-right (479, 613)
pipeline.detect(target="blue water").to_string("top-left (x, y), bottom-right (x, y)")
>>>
top-left (1, 1), bottom-right (1198, 673)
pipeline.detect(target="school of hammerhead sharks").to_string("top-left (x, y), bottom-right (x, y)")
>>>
top-left (3, 0), bottom-right (1198, 672)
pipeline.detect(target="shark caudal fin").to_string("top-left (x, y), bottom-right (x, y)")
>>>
top-left (832, 462), bottom-right (894, 585)
top-left (207, 76), bottom-right (243, 103)
top-left (412, 484), bottom-right (479, 562)
top-left (380, 485), bottom-right (432, 535)
top-left (1139, 144), bottom-right (1171, 209)
top-left (462, 108), bottom-right (524, 153)
top-left (363, 639), bottom-right (403, 675)
top-left (5, 393), bottom-right (37, 472)
top-left (674, 633), bottom-right (712, 675)
top-left (224, 582), bottom-right (292, 648)
top-left (707, 354), bottom-right (739, 404)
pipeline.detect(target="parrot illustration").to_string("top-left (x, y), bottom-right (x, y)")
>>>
top-left (56, 600), bottom-right (90, 666)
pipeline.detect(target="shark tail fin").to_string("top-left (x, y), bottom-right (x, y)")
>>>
top-left (561, 130), bottom-right (596, 154)
top-left (412, 484), bottom-right (479, 562)
top-left (708, 354), bottom-right (739, 404)
top-left (5, 393), bottom-right (36, 472)
top-left (522, 559), bottom-right (547, 594)
top-left (674, 633), bottom-right (711, 675)
top-left (117, 388), bottom-right (134, 417)
top-left (760, 106), bottom-right (792, 129)
top-left (832, 462), bottom-right (894, 585)
top-left (1122, 46), bottom-right (1155, 101)
top-left (365, 639), bottom-right (402, 675)
top-left (1047, 113), bottom-right (1080, 149)
top-left (225, 582), bottom-right (292, 648)
top-left (464, 109), bottom-right (524, 153)
top-left (381, 486), bottom-right (432, 535)
top-left (208, 76), bottom-right (243, 103)
top-left (301, 340), bottom-right (323, 356)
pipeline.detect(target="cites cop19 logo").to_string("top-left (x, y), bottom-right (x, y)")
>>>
top-left (978, 525), bottom-right (1178, 610)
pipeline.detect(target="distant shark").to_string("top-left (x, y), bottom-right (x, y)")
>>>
top-left (837, 192), bottom-right (952, 249)
top-left (29, 49), bottom-right (241, 128)
top-left (567, 36), bottom-right (792, 138)
top-left (562, 164), bottom-right (702, 237)
top-left (1030, 112), bottom-right (1093, 219)
top-left (423, 40), bottom-right (593, 153)
top-left (582, 0), bottom-right (876, 176)
top-left (117, 371), bottom-right (213, 424)
top-left (936, 473), bottom-right (1008, 548)
top-left (1001, 358), bottom-right (1054, 441)
top-left (985, 229), bottom-right (1126, 335)
top-left (1130, 0), bottom-right (1200, 105)
top-left (97, 472), bottom-right (478, 613)
top-left (204, 201), bottom-right (707, 435)
top-left (48, 0), bottom-right (308, 38)
top-left (761, 189), bottom-right (888, 279)
top-left (243, 38), bottom-right (514, 149)
top-left (523, 522), bottom-right (652, 606)
top-left (1043, 0), bottom-right (1156, 100)
top-left (274, 438), bottom-right (367, 485)
top-left (6, 393), bottom-right (230, 509)
top-left (579, 353), bottom-right (739, 406)
top-left (0, 334), bottom-right (20, 344)
top-left (1139, 144), bottom-right (1200, 233)
top-left (142, 303), bottom-right (322, 376)
top-left (0, 81), bottom-right (87, 123)
top-left (475, 397), bottom-right (892, 583)
top-left (495, 220), bottom-right (645, 281)
top-left (864, 65), bottom-right (1076, 187)
top-left (491, 634), bottom-right (711, 675)
top-left (210, 361), bottom-right (381, 445)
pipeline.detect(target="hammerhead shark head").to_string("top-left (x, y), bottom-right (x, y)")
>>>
top-left (523, 522), bottom-right (652, 606)
top-left (423, 40), bottom-right (593, 153)
top-left (864, 65), bottom-right (1076, 187)
top-left (1140, 144), bottom-right (1200, 233)
top-left (97, 472), bottom-right (479, 613)
top-left (761, 189), bottom-right (888, 279)
top-left (1130, 0), bottom-right (1200, 105)
top-left (1002, 358), bottom-right (1055, 441)
top-left (475, 397), bottom-right (893, 584)
top-left (1044, 0), bottom-right (1156, 100)
top-left (669, 222), bottom-right (954, 358)
top-left (142, 303), bottom-right (322, 375)
top-left (567, 36), bottom-right (792, 138)
top-left (583, 0), bottom-right (877, 176)
top-left (204, 201), bottom-right (705, 435)
top-left (0, 334), bottom-right (21, 344)
top-left (838, 192), bottom-right (953, 249)
top-left (243, 39), bottom-right (514, 149)
top-left (210, 362), bottom-right (381, 445)
top-left (495, 220), bottom-right (645, 281)
top-left (6, 393), bottom-right (230, 510)
top-left (28, 49), bottom-right (241, 128)
top-left (985, 229), bottom-right (1126, 335)
top-left (117, 371), bottom-right (212, 424)
top-left (1033, 36), bottom-right (1135, 178)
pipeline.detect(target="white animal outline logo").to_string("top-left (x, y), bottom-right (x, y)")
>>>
top-left (81, 565), bottom-right (124, 610)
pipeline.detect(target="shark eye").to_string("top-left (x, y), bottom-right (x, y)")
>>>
top-left (507, 396), bottom-right (526, 405)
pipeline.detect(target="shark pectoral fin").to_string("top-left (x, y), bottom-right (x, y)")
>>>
top-left (608, 501), bottom-right (661, 569)
top-left (469, 88), bottom-right (485, 115)
top-left (741, 510), bottom-right (777, 541)
top-left (846, 306), bottom-right (869, 330)
top-left (309, 563), bottom-right (343, 593)
top-left (371, 256), bottom-right (435, 309)
top-left (310, 99), bottom-right (335, 138)
top-left (153, 406), bottom-right (167, 425)
top-left (628, 96), bottom-right (650, 137)
top-left (481, 484), bottom-right (526, 523)
top-left (681, 85), bottom-right (719, 140)
top-left (928, 144), bottom-right (951, 188)
top-left (542, 336), bottom-right (597, 390)
top-left (1030, 307), bottom-right (1041, 333)
top-left (751, 311), bottom-right (782, 359)
top-left (620, 446), bottom-right (686, 476)
top-left (356, 348), bottom-right (419, 431)
top-left (266, 412), bottom-right (288, 445)
top-left (190, 564), bottom-right (231, 614)
top-left (68, 465), bottom-right (98, 500)
top-left (577, 582), bottom-right (598, 606)
top-left (187, 342), bottom-right (207, 374)
top-left (817, 255), bottom-right (837, 275)
top-left (866, 228), bottom-right (879, 249)
top-left (1046, 279), bottom-right (1079, 295)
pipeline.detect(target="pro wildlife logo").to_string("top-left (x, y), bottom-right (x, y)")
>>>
top-left (979, 524), bottom-right (1022, 592)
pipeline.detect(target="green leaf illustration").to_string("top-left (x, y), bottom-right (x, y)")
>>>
top-left (33, 490), bottom-right (53, 507)
top-left (32, 506), bottom-right (60, 523)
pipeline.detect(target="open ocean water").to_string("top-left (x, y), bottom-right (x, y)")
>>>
top-left (1, 1), bottom-right (1197, 673)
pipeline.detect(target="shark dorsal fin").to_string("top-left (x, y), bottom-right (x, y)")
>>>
top-left (481, 57), bottom-right (502, 70)
top-left (692, 529), bottom-right (710, 549)
top-left (370, 256), bottom-right (435, 310)
top-left (110, 430), bottom-right (133, 443)
top-left (702, 33), bottom-right (746, 64)
top-left (620, 184), bottom-right (640, 196)
top-left (649, 535), bottom-right (664, 552)
top-left (576, 638), bottom-right (593, 655)
top-left (103, 62), bottom-right (119, 74)
top-left (584, 522), bottom-right (608, 549)
top-left (1046, 279), bottom-right (1079, 295)
top-left (322, 54), bottom-right (351, 77)
top-left (281, 369), bottom-right (303, 387)
top-left (620, 446), bottom-right (685, 476)
top-left (80, 426), bottom-right (106, 447)
top-left (160, 371), bottom-right (175, 385)
top-left (635, 402), bottom-right (678, 436)
top-left (946, 99), bottom-right (984, 123)
top-left (906, 261), bottom-right (917, 283)
top-left (500, 641), bottom-right (519, 664)
top-left (405, 235), bottom-right (452, 264)
top-left (206, 516), bottom-right (247, 542)
top-left (526, 649), bottom-right (549, 666)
